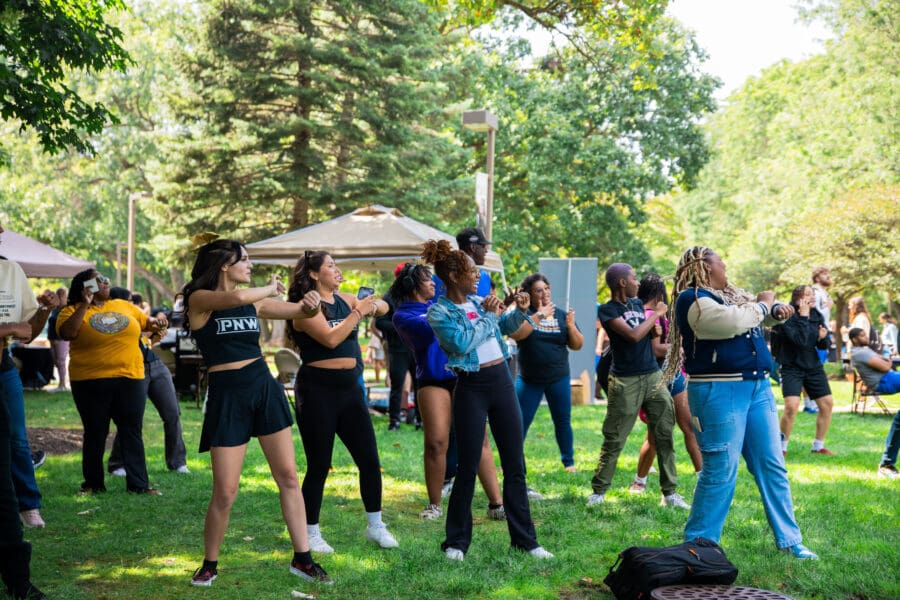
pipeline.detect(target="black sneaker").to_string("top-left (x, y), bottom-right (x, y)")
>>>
top-left (190, 565), bottom-right (217, 587)
top-left (31, 451), bottom-right (46, 469)
top-left (13, 581), bottom-right (46, 600)
top-left (387, 421), bottom-right (401, 432)
top-left (290, 559), bottom-right (333, 584)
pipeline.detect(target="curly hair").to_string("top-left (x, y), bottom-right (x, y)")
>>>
top-left (637, 273), bottom-right (668, 306)
top-left (421, 239), bottom-right (470, 290)
top-left (662, 246), bottom-right (755, 382)
top-left (387, 262), bottom-right (433, 305)
top-left (287, 250), bottom-right (331, 319)
top-left (181, 239), bottom-right (244, 331)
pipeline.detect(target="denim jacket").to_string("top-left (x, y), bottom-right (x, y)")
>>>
top-left (426, 294), bottom-right (533, 373)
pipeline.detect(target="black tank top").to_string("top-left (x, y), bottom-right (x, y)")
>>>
top-left (192, 304), bottom-right (263, 367)
top-left (291, 294), bottom-right (361, 364)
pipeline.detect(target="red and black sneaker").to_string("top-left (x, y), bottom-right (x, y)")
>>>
top-left (290, 559), bottom-right (333, 585)
top-left (190, 565), bottom-right (218, 587)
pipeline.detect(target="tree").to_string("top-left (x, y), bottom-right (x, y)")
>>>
top-left (153, 0), bottom-right (467, 243)
top-left (0, 0), bottom-right (129, 155)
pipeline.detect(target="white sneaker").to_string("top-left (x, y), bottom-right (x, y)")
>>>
top-left (110, 468), bottom-right (126, 477)
top-left (526, 487), bottom-right (544, 500)
top-left (445, 547), bottom-right (464, 561)
top-left (420, 504), bottom-right (443, 520)
top-left (587, 493), bottom-right (605, 506)
top-left (308, 532), bottom-right (334, 554)
top-left (486, 504), bottom-right (506, 521)
top-left (20, 509), bottom-right (45, 528)
top-left (662, 492), bottom-right (691, 510)
top-left (365, 524), bottom-right (399, 548)
top-left (175, 465), bottom-right (190, 474)
top-left (528, 546), bottom-right (553, 559)
top-left (441, 479), bottom-right (454, 498)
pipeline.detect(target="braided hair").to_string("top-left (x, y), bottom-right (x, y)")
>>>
top-left (421, 239), bottom-right (470, 291)
top-left (662, 246), bottom-right (755, 382)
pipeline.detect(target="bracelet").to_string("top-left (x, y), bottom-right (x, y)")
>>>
top-left (352, 308), bottom-right (364, 320)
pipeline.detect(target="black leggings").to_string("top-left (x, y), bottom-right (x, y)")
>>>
top-left (443, 362), bottom-right (538, 553)
top-left (295, 365), bottom-right (382, 524)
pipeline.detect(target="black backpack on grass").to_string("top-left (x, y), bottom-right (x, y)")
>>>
top-left (603, 537), bottom-right (738, 600)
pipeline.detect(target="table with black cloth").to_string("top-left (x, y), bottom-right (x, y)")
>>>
top-left (11, 345), bottom-right (53, 389)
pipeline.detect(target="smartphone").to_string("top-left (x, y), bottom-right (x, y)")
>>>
top-left (84, 278), bottom-right (100, 293)
top-left (357, 286), bottom-right (375, 300)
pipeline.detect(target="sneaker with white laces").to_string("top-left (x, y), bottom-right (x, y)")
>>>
top-left (420, 504), bottom-right (443, 520)
top-left (290, 559), bottom-right (333, 584)
top-left (445, 547), bottom-right (464, 561)
top-left (486, 504), bottom-right (506, 520)
top-left (365, 524), bottom-right (399, 548)
top-left (175, 465), bottom-right (190, 474)
top-left (308, 532), bottom-right (334, 554)
top-left (110, 467), bottom-right (126, 477)
top-left (661, 492), bottom-right (691, 510)
top-left (526, 487), bottom-right (544, 500)
top-left (586, 493), bottom-right (605, 506)
top-left (441, 479), bottom-right (454, 498)
top-left (878, 464), bottom-right (900, 479)
top-left (628, 479), bottom-right (646, 494)
top-left (20, 509), bottom-right (45, 528)
top-left (528, 546), bottom-right (554, 559)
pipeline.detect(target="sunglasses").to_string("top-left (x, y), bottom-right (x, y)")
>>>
top-left (96, 275), bottom-right (110, 284)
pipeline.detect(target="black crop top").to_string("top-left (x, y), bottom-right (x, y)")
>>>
top-left (290, 294), bottom-right (361, 364)
top-left (192, 304), bottom-right (263, 367)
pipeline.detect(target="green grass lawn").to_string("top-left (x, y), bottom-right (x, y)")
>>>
top-left (21, 378), bottom-right (899, 599)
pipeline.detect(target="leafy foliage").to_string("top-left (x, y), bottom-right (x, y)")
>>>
top-left (0, 0), bottom-right (129, 155)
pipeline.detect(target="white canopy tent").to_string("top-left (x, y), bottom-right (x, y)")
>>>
top-left (246, 205), bottom-right (505, 284)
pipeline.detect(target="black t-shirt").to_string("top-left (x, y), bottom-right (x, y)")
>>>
top-left (517, 306), bottom-right (576, 384)
top-left (597, 298), bottom-right (658, 376)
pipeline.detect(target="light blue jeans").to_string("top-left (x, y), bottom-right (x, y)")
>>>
top-left (0, 368), bottom-right (41, 511)
top-left (684, 379), bottom-right (802, 549)
top-left (516, 375), bottom-right (574, 467)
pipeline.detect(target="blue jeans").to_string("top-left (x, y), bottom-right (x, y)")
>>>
top-left (684, 379), bottom-right (803, 549)
top-left (875, 370), bottom-right (900, 395)
top-left (881, 411), bottom-right (900, 467)
top-left (0, 368), bottom-right (41, 511)
top-left (516, 375), bottom-right (574, 467)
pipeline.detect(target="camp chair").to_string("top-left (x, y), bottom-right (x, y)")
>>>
top-left (274, 348), bottom-right (301, 401)
top-left (850, 367), bottom-right (890, 415)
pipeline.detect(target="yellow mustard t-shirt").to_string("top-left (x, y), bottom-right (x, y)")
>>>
top-left (57, 299), bottom-right (148, 381)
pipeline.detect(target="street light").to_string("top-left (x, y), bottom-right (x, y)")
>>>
top-left (462, 109), bottom-right (498, 243)
top-left (127, 191), bottom-right (151, 291)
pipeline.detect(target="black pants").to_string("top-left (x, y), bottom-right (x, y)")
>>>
top-left (72, 377), bottom-right (150, 492)
top-left (295, 365), bottom-right (382, 524)
top-left (387, 350), bottom-right (414, 423)
top-left (443, 362), bottom-right (538, 554)
top-left (0, 370), bottom-right (32, 595)
top-left (110, 359), bottom-right (187, 471)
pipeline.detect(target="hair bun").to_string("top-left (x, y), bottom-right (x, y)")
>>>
top-left (190, 232), bottom-right (220, 251)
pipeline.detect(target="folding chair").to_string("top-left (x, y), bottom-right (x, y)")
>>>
top-left (274, 348), bottom-right (301, 401)
top-left (851, 367), bottom-right (890, 415)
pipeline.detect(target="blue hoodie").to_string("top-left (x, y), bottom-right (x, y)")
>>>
top-left (392, 300), bottom-right (455, 382)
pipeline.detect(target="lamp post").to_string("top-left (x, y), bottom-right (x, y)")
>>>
top-left (462, 109), bottom-right (498, 243)
top-left (127, 191), bottom-right (151, 291)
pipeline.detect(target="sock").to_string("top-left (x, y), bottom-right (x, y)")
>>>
top-left (366, 511), bottom-right (384, 528)
top-left (293, 551), bottom-right (313, 566)
top-left (202, 559), bottom-right (217, 572)
top-left (781, 438), bottom-right (789, 452)
top-left (812, 439), bottom-right (825, 451)
top-left (695, 470), bottom-right (702, 477)
top-left (307, 523), bottom-right (320, 537)
top-left (634, 475), bottom-right (648, 485)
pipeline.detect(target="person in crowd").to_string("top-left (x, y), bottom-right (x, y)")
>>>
top-left (184, 237), bottom-right (330, 587)
top-left (422, 240), bottom-right (552, 561)
top-left (377, 266), bottom-right (416, 430)
top-left (879, 313), bottom-right (898, 356)
top-left (775, 285), bottom-right (835, 456)
top-left (804, 266), bottom-right (835, 412)
top-left (105, 288), bottom-right (189, 476)
top-left (628, 273), bottom-right (702, 493)
top-left (57, 270), bottom-right (166, 496)
top-left (843, 296), bottom-right (880, 353)
top-left (364, 319), bottom-right (385, 384)
top-left (508, 273), bottom-right (583, 472)
top-left (0, 224), bottom-right (58, 535)
top-left (663, 246), bottom-right (817, 560)
top-left (287, 250), bottom-right (398, 554)
top-left (390, 262), bottom-right (506, 521)
top-left (131, 293), bottom-right (151, 316)
top-left (848, 327), bottom-right (900, 479)
top-left (588, 264), bottom-right (686, 509)
top-left (47, 287), bottom-right (69, 392)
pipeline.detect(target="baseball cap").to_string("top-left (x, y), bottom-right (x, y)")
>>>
top-left (456, 227), bottom-right (491, 249)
